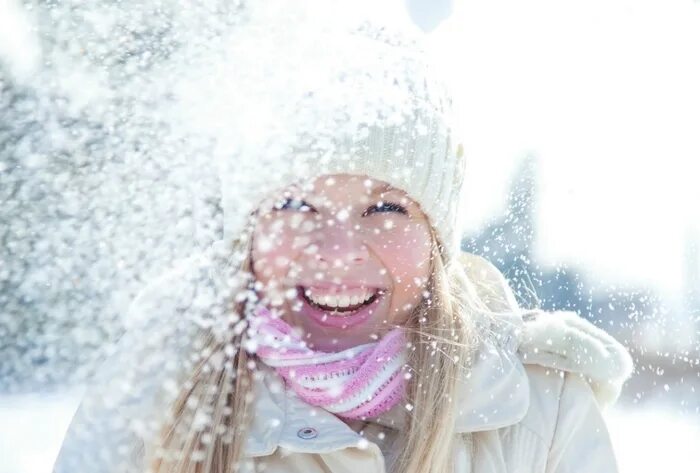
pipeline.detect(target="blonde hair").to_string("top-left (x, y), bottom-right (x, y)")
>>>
top-left (145, 223), bottom-right (511, 473)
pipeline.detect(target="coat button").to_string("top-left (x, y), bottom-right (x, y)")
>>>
top-left (297, 427), bottom-right (318, 439)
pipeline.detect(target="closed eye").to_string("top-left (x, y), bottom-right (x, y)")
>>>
top-left (362, 201), bottom-right (408, 217)
top-left (274, 197), bottom-right (316, 212)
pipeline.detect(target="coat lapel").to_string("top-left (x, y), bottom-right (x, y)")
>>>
top-left (454, 327), bottom-right (530, 432)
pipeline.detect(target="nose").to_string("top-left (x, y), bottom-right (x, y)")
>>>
top-left (313, 223), bottom-right (369, 267)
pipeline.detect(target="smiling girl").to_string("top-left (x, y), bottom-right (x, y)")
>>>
top-left (53, 20), bottom-right (633, 473)
top-left (251, 176), bottom-right (435, 351)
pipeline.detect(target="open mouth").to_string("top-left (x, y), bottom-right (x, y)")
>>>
top-left (296, 285), bottom-right (385, 329)
top-left (298, 286), bottom-right (381, 315)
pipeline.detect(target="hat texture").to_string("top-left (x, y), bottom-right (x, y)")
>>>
top-left (213, 21), bottom-right (467, 258)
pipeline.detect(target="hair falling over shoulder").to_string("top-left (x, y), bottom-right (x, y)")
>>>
top-left (145, 225), bottom-right (258, 473)
top-left (145, 225), bottom-right (500, 473)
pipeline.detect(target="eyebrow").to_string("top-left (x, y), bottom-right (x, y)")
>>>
top-left (371, 182), bottom-right (394, 195)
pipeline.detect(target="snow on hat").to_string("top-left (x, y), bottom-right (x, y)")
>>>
top-left (204, 17), bottom-right (467, 259)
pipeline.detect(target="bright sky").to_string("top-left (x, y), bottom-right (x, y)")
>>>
top-left (1, 0), bottom-right (698, 297)
top-left (423, 0), bottom-right (700, 297)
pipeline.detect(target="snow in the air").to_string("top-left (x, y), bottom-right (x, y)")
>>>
top-left (1, 1), bottom-right (699, 472)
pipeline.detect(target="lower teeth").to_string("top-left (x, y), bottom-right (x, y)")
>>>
top-left (321, 303), bottom-right (367, 314)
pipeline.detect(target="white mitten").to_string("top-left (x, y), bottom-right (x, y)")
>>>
top-left (517, 309), bottom-right (635, 408)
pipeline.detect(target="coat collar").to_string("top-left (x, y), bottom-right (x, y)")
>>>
top-left (454, 312), bottom-right (529, 432)
top-left (244, 311), bottom-right (530, 456)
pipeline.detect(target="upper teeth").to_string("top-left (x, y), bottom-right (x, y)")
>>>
top-left (305, 288), bottom-right (376, 309)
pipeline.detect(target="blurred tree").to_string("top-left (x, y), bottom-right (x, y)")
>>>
top-left (0, 0), bottom-right (239, 393)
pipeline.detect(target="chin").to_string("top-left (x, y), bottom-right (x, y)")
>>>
top-left (302, 326), bottom-right (375, 353)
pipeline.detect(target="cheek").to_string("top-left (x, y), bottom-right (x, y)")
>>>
top-left (252, 215), bottom-right (319, 280)
top-left (372, 222), bottom-right (432, 292)
top-left (251, 220), bottom-right (296, 280)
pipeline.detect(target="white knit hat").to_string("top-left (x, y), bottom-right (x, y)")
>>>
top-left (216, 22), bottom-right (467, 260)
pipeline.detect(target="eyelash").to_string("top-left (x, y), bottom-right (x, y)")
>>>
top-left (274, 198), bottom-right (314, 212)
top-left (362, 201), bottom-right (408, 216)
top-left (274, 198), bottom-right (408, 216)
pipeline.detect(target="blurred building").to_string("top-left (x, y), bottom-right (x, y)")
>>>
top-left (462, 156), bottom-right (667, 349)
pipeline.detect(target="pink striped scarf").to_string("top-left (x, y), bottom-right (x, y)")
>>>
top-left (247, 304), bottom-right (408, 420)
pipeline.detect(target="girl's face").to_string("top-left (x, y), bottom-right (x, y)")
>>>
top-left (251, 174), bottom-right (433, 351)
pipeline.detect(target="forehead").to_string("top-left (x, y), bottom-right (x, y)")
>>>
top-left (291, 174), bottom-right (407, 201)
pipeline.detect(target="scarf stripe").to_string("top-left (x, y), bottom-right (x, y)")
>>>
top-left (284, 330), bottom-right (405, 406)
top-left (325, 352), bottom-right (407, 412)
top-left (248, 304), bottom-right (408, 419)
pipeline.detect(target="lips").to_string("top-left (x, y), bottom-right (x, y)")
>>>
top-left (296, 285), bottom-right (385, 329)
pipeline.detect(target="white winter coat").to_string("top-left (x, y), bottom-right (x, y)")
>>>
top-left (53, 247), bottom-right (634, 473)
